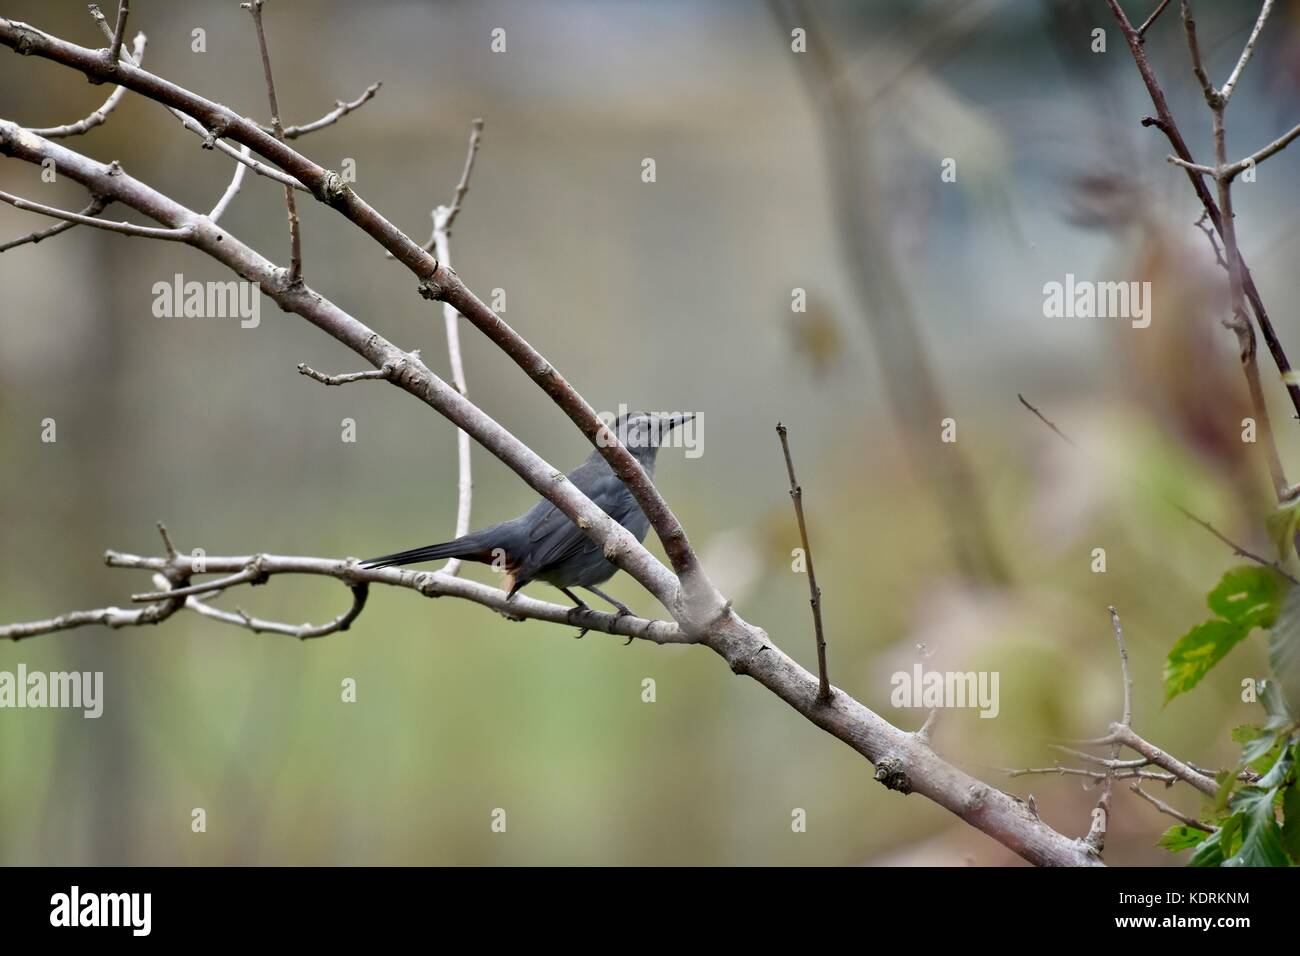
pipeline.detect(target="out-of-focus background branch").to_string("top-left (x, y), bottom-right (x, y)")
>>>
top-left (2, 0), bottom-right (1299, 865)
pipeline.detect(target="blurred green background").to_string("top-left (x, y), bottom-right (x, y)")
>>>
top-left (3, 0), bottom-right (1300, 865)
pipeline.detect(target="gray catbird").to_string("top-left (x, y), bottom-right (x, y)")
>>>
top-left (362, 411), bottom-right (692, 614)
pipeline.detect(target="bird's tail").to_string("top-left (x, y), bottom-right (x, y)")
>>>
top-left (361, 536), bottom-right (490, 569)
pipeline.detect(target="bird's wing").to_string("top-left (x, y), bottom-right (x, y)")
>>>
top-left (522, 467), bottom-right (646, 574)
top-left (523, 499), bottom-right (593, 572)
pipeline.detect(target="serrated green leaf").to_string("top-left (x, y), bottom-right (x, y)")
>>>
top-left (1190, 814), bottom-right (1239, 867)
top-left (1166, 621), bottom-right (1253, 702)
top-left (1224, 787), bottom-right (1289, 867)
top-left (1282, 782), bottom-right (1300, 863)
top-left (1262, 679), bottom-right (1295, 730)
top-left (1166, 568), bottom-right (1290, 704)
top-left (1270, 585), bottom-right (1300, 719)
top-left (1157, 824), bottom-right (1209, 852)
top-left (1257, 747), bottom-right (1294, 789)
top-left (1242, 731), bottom-right (1281, 768)
top-left (1232, 724), bottom-right (1265, 745)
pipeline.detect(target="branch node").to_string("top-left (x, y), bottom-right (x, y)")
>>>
top-left (315, 170), bottom-right (350, 206)
top-left (874, 756), bottom-right (913, 795)
top-left (417, 272), bottom-right (445, 301)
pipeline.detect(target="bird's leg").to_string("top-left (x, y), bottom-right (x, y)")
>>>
top-left (583, 585), bottom-right (632, 618)
top-left (559, 587), bottom-right (590, 638)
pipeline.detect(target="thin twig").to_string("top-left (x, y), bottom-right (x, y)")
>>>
top-left (1137, 0), bottom-right (1172, 40)
top-left (1051, 745), bottom-right (1150, 770)
top-left (87, 4), bottom-right (307, 193)
top-left (0, 189), bottom-right (189, 240)
top-left (776, 422), bottom-right (831, 703)
top-left (442, 117), bottom-right (483, 236)
top-left (107, 0), bottom-right (128, 67)
top-left (1108, 724), bottom-right (1219, 797)
top-left (0, 195), bottom-right (108, 252)
top-left (270, 82), bottom-right (381, 139)
top-left (430, 119), bottom-right (483, 576)
top-left (1016, 393), bottom-right (1076, 448)
top-left (244, 0), bottom-right (301, 284)
top-left (297, 362), bottom-right (391, 386)
top-left (1084, 606), bottom-right (1134, 854)
top-left (1181, 2), bottom-right (1215, 102)
top-left (1194, 209), bottom-right (1228, 270)
top-left (208, 144), bottom-right (250, 222)
top-left (1130, 784), bottom-right (1216, 832)
top-left (186, 582), bottom-right (368, 640)
top-left (32, 33), bottom-right (143, 138)
top-left (1222, 121), bottom-right (1300, 181)
top-left (1004, 765), bottom-right (1177, 785)
top-left (1110, 607), bottom-right (1133, 730)
top-left (1221, 0), bottom-right (1274, 103)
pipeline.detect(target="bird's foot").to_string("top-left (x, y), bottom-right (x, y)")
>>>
top-left (566, 603), bottom-right (591, 638)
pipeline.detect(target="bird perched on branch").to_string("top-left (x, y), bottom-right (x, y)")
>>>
top-left (362, 411), bottom-right (693, 616)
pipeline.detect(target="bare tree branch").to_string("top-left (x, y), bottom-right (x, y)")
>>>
top-left (85, 4), bottom-right (307, 194)
top-left (430, 120), bottom-right (483, 576)
top-left (297, 362), bottom-right (392, 386)
top-left (1137, 0), bottom-right (1172, 40)
top-left (185, 582), bottom-right (368, 640)
top-left (1179, 1), bottom-right (1291, 502)
top-left (0, 540), bottom-right (687, 646)
top-left (107, 0), bottom-right (128, 67)
top-left (208, 144), bottom-right (250, 223)
top-left (1005, 765), bottom-right (1177, 785)
top-left (776, 422), bottom-right (831, 703)
top-left (1220, 0), bottom-right (1274, 103)
top-left (1130, 784), bottom-right (1216, 832)
top-left (0, 195), bottom-right (107, 252)
top-left (1084, 607), bottom-right (1134, 854)
top-left (243, 0), bottom-right (302, 284)
top-left (30, 33), bottom-right (143, 138)
top-left (0, 187), bottom-right (189, 240)
top-left (269, 82), bottom-right (382, 140)
top-left (1105, 0), bottom-right (1300, 425)
top-left (1221, 121), bottom-right (1300, 181)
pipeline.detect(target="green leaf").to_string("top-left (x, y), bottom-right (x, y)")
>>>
top-left (1242, 730), bottom-right (1281, 769)
top-left (1165, 568), bottom-right (1289, 703)
top-left (1224, 787), bottom-right (1289, 867)
top-left (1190, 814), bottom-right (1239, 867)
top-left (1232, 724), bottom-right (1265, 745)
top-left (1270, 585), bottom-right (1300, 719)
top-left (1267, 498), bottom-right (1300, 561)
top-left (1166, 621), bottom-right (1253, 702)
top-left (1282, 782), bottom-right (1300, 863)
top-left (1157, 824), bottom-right (1209, 852)
top-left (1262, 679), bottom-right (1295, 731)
top-left (1257, 746), bottom-right (1295, 789)
top-left (1209, 566), bottom-right (1286, 627)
